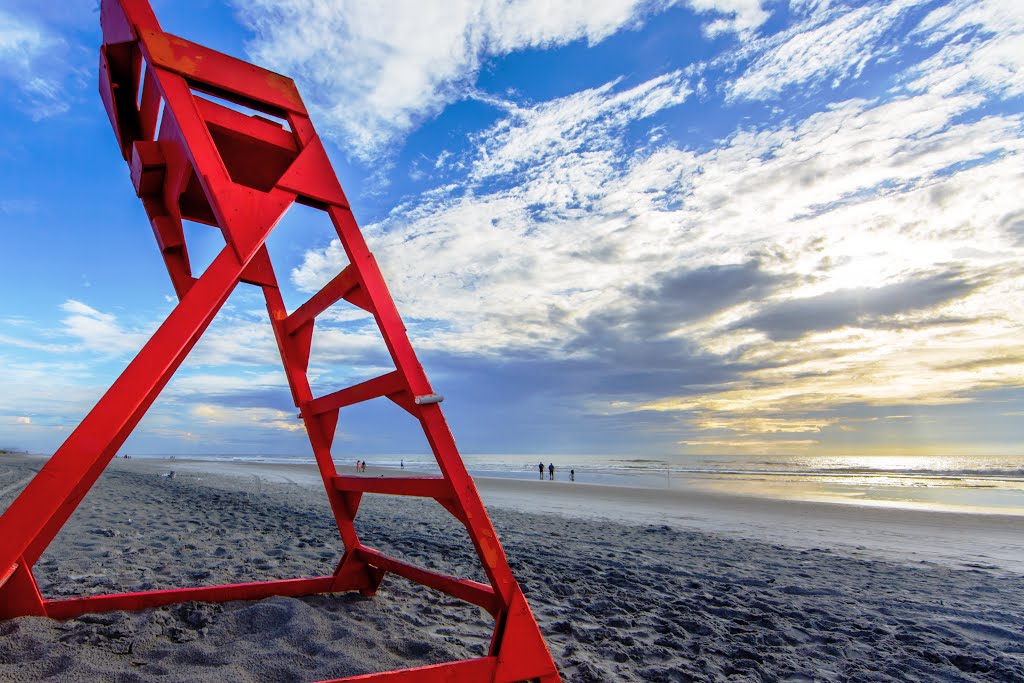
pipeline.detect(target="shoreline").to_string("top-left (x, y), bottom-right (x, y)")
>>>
top-left (38, 451), bottom-right (1024, 517)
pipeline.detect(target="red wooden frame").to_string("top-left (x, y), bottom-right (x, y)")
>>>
top-left (0, 2), bottom-right (560, 681)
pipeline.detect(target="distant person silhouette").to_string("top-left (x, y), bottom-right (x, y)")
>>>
top-left (548, 463), bottom-right (554, 480)
top-left (570, 469), bottom-right (575, 481)
top-left (538, 462), bottom-right (544, 479)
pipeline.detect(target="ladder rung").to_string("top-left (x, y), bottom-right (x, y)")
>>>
top-left (284, 264), bottom-right (360, 334)
top-left (357, 547), bottom-right (498, 615)
top-left (333, 475), bottom-right (453, 499)
top-left (306, 371), bottom-right (405, 415)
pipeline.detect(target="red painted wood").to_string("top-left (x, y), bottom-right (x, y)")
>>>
top-left (357, 548), bottom-right (499, 616)
top-left (321, 657), bottom-right (497, 682)
top-left (195, 97), bottom-right (298, 153)
top-left (44, 576), bottom-right (336, 620)
top-left (0, 1), bottom-right (561, 680)
top-left (332, 475), bottom-right (453, 500)
top-left (284, 264), bottom-right (363, 335)
top-left (138, 29), bottom-right (307, 116)
top-left (307, 371), bottom-right (407, 415)
top-left (0, 561), bottom-right (46, 619)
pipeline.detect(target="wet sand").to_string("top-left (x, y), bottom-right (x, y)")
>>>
top-left (1, 454), bottom-right (1022, 681)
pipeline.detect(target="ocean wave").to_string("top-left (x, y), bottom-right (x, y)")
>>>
top-left (820, 467), bottom-right (1024, 479)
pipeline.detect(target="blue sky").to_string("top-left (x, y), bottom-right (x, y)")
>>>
top-left (0, 0), bottom-right (1022, 458)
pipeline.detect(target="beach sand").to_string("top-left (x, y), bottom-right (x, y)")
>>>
top-left (1, 454), bottom-right (1022, 682)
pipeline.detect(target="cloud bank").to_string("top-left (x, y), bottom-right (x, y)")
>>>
top-left (288, 0), bottom-right (1024, 449)
top-left (233, 0), bottom-right (773, 159)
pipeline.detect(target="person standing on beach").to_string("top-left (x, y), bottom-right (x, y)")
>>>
top-left (548, 463), bottom-right (555, 480)
top-left (570, 469), bottom-right (575, 481)
top-left (538, 462), bottom-right (544, 479)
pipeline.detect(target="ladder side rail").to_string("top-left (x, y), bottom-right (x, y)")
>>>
top-left (325, 203), bottom-right (520, 609)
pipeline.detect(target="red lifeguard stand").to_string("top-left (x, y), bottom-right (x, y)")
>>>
top-left (0, 1), bottom-right (561, 681)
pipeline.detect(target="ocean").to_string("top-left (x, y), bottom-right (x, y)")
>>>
top-left (135, 452), bottom-right (1024, 515)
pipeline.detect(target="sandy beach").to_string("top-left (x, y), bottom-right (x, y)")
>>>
top-left (1, 454), bottom-right (1022, 682)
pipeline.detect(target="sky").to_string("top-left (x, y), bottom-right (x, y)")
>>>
top-left (0, 0), bottom-right (1022, 459)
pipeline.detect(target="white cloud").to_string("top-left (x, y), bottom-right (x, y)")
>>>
top-left (293, 71), bottom-right (693, 352)
top-left (470, 72), bottom-right (691, 181)
top-left (163, 371), bottom-right (289, 399)
top-left (787, 0), bottom-right (832, 19)
top-left (0, 356), bottom-right (106, 446)
top-left (907, 0), bottom-right (1024, 98)
top-left (185, 318), bottom-right (280, 367)
top-left (677, 438), bottom-right (819, 453)
top-left (59, 299), bottom-right (151, 356)
top-left (688, 0), bottom-right (770, 36)
top-left (234, 0), bottom-right (769, 159)
top-left (728, 0), bottom-right (925, 102)
top-left (0, 9), bottom-right (73, 119)
top-left (0, 199), bottom-right (37, 215)
top-left (0, 331), bottom-right (73, 354)
top-left (0, 10), bottom-right (50, 71)
top-left (291, 49), bottom-right (1024, 441)
top-left (190, 404), bottom-right (305, 433)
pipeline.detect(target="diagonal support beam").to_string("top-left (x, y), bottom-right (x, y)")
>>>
top-left (357, 547), bottom-right (499, 616)
top-left (44, 576), bottom-right (337, 620)
top-left (284, 264), bottom-right (366, 335)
